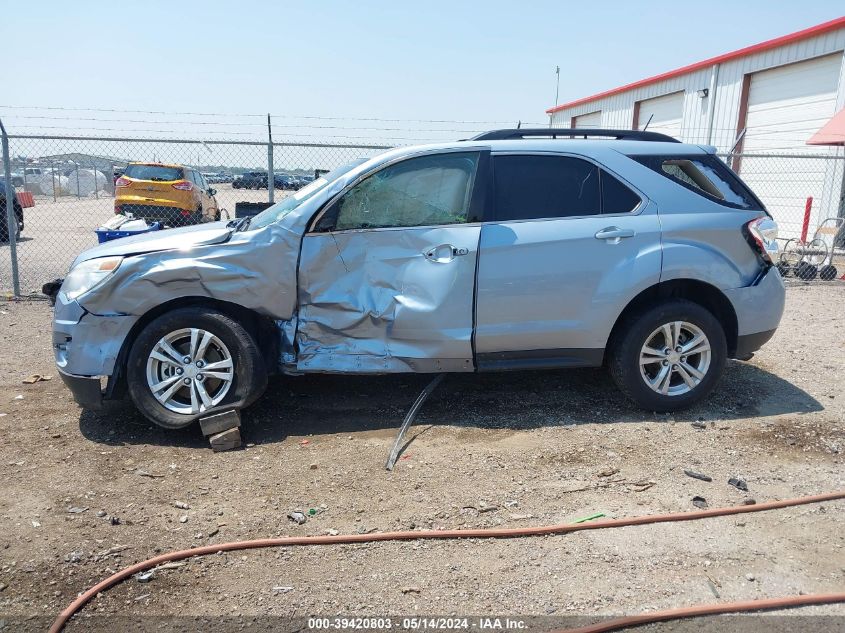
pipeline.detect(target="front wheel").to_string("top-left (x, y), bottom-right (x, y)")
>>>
top-left (608, 299), bottom-right (726, 412)
top-left (126, 307), bottom-right (267, 429)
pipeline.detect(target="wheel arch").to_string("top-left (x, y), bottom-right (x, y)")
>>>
top-left (106, 296), bottom-right (279, 400)
top-left (605, 279), bottom-right (738, 362)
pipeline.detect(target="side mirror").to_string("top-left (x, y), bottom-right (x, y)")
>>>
top-left (208, 188), bottom-right (217, 196)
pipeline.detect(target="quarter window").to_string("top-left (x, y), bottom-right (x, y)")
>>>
top-left (492, 155), bottom-right (601, 221)
top-left (601, 170), bottom-right (641, 214)
top-left (323, 152), bottom-right (479, 231)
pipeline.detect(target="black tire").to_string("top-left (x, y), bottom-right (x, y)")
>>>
top-left (795, 262), bottom-right (818, 281)
top-left (126, 307), bottom-right (267, 429)
top-left (819, 264), bottom-right (837, 281)
top-left (608, 299), bottom-right (727, 412)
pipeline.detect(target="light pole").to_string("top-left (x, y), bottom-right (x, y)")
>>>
top-left (554, 65), bottom-right (560, 107)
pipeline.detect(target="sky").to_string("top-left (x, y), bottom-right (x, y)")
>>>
top-left (1, 0), bottom-right (844, 145)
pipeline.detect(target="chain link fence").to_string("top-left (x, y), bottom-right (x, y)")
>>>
top-left (1, 133), bottom-right (390, 296)
top-left (2, 132), bottom-right (844, 296)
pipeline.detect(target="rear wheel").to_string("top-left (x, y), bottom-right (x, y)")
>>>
top-left (609, 299), bottom-right (726, 412)
top-left (126, 307), bottom-right (267, 429)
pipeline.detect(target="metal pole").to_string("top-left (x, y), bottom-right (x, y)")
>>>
top-left (554, 65), bottom-right (560, 106)
top-left (0, 119), bottom-right (21, 297)
top-left (705, 63), bottom-right (720, 145)
top-left (267, 113), bottom-right (274, 204)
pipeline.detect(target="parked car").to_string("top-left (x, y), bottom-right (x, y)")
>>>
top-left (50, 129), bottom-right (783, 429)
top-left (0, 177), bottom-right (24, 242)
top-left (114, 163), bottom-right (220, 227)
top-left (9, 172), bottom-right (24, 187)
top-left (233, 171), bottom-right (267, 189)
top-left (273, 174), bottom-right (296, 189)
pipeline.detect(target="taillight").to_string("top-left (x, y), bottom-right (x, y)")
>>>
top-left (172, 181), bottom-right (193, 191)
top-left (745, 217), bottom-right (779, 264)
top-left (114, 206), bottom-right (122, 214)
top-left (115, 177), bottom-right (131, 188)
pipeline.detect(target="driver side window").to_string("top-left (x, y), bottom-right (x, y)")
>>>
top-left (317, 152), bottom-right (479, 231)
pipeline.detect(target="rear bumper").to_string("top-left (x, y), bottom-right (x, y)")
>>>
top-left (58, 369), bottom-right (103, 409)
top-left (734, 329), bottom-right (776, 359)
top-left (724, 266), bottom-right (785, 357)
top-left (115, 204), bottom-right (202, 226)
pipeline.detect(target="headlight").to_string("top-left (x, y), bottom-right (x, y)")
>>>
top-left (61, 256), bottom-right (123, 300)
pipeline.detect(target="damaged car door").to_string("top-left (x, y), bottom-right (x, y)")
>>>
top-left (296, 150), bottom-right (486, 373)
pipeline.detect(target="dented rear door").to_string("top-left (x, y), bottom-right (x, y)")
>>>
top-left (295, 150), bottom-right (487, 373)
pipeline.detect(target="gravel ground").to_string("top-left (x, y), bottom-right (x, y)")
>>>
top-left (0, 284), bottom-right (843, 632)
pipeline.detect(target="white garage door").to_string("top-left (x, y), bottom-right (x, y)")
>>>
top-left (740, 53), bottom-right (843, 239)
top-left (636, 92), bottom-right (684, 138)
top-left (573, 110), bottom-right (602, 128)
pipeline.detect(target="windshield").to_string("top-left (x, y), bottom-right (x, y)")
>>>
top-left (248, 159), bottom-right (371, 229)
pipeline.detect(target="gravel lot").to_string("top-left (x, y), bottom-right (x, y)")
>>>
top-left (0, 184), bottom-right (280, 295)
top-left (0, 284), bottom-right (843, 631)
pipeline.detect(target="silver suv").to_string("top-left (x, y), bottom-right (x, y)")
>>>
top-left (50, 129), bottom-right (784, 429)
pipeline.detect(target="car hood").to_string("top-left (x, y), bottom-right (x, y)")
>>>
top-left (72, 222), bottom-right (233, 267)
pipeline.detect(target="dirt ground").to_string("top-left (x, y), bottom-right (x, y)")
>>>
top-left (0, 284), bottom-right (843, 632)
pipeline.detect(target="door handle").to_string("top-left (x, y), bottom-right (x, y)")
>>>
top-left (595, 226), bottom-right (635, 241)
top-left (423, 244), bottom-right (469, 263)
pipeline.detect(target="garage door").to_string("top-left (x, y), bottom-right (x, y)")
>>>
top-left (740, 53), bottom-right (843, 239)
top-left (573, 110), bottom-right (602, 128)
top-left (636, 92), bottom-right (684, 138)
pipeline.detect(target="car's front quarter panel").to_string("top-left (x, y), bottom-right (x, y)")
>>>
top-left (76, 223), bottom-right (299, 320)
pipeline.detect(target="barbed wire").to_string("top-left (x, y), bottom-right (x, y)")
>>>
top-left (0, 104), bottom-right (545, 126)
top-left (2, 115), bottom-right (487, 134)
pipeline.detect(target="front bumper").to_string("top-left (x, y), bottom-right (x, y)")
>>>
top-left (53, 293), bottom-right (138, 407)
top-left (58, 369), bottom-right (103, 409)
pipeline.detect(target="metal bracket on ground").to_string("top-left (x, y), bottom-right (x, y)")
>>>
top-left (385, 374), bottom-right (445, 471)
top-left (199, 409), bottom-right (242, 452)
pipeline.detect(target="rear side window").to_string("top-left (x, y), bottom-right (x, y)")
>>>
top-left (492, 155), bottom-right (641, 220)
top-left (493, 155), bottom-right (600, 220)
top-left (124, 164), bottom-right (184, 182)
top-left (633, 155), bottom-right (762, 210)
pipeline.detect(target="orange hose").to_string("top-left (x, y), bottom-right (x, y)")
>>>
top-left (556, 593), bottom-right (845, 633)
top-left (50, 490), bottom-right (845, 633)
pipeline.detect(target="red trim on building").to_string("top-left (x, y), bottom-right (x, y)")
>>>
top-left (546, 15), bottom-right (845, 114)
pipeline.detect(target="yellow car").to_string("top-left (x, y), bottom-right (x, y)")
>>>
top-left (115, 163), bottom-right (220, 227)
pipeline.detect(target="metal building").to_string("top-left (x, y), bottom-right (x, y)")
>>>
top-left (546, 16), bottom-right (845, 238)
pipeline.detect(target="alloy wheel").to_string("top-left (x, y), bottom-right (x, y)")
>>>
top-left (145, 328), bottom-right (234, 415)
top-left (639, 321), bottom-right (711, 396)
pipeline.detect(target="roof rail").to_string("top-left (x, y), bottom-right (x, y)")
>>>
top-left (470, 128), bottom-right (680, 143)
